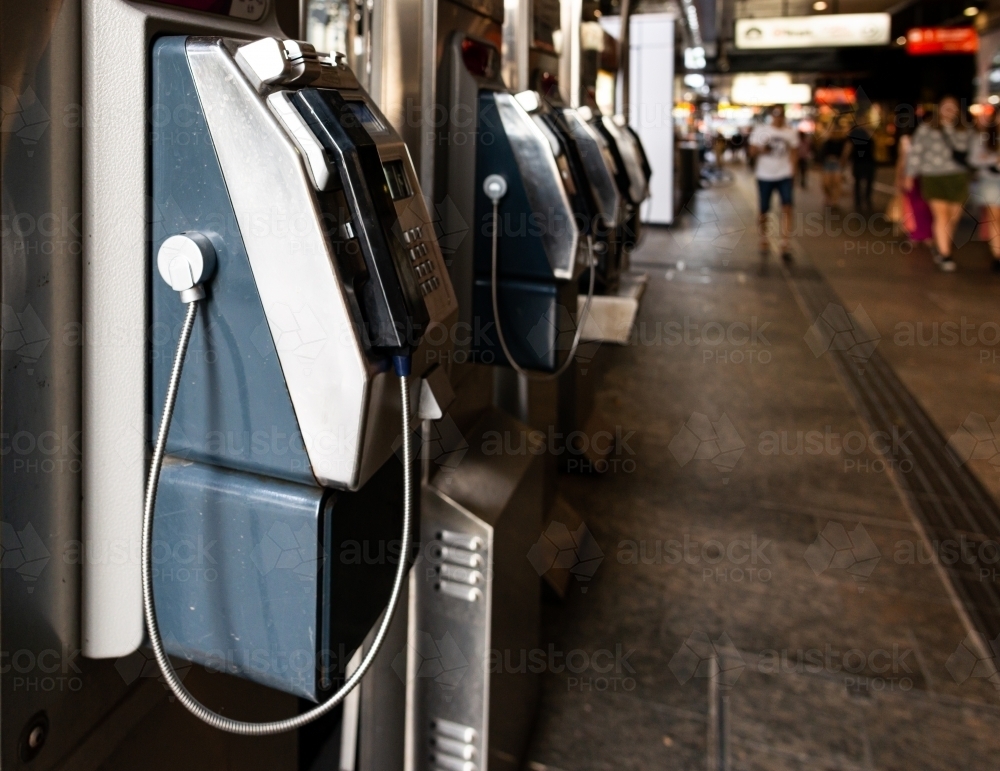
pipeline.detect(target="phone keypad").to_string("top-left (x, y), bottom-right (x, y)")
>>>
top-left (401, 223), bottom-right (442, 297)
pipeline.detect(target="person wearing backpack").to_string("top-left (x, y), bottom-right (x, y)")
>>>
top-left (903, 96), bottom-right (971, 272)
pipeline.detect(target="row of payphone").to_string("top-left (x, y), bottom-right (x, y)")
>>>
top-left (4, 0), bottom-right (650, 768)
top-left (141, 23), bottom-right (649, 713)
top-left (439, 31), bottom-right (650, 372)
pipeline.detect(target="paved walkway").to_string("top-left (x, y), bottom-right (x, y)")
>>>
top-left (525, 165), bottom-right (1000, 771)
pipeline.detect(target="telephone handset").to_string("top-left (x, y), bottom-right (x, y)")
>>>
top-left (293, 88), bottom-right (429, 354)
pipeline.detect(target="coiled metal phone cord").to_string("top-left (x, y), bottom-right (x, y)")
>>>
top-left (141, 297), bottom-right (414, 735)
top-left (490, 200), bottom-right (596, 382)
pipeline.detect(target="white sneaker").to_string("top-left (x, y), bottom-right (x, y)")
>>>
top-left (939, 258), bottom-right (957, 272)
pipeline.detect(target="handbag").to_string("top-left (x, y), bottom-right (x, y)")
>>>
top-left (941, 129), bottom-right (970, 169)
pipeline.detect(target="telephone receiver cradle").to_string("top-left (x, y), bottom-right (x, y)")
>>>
top-left (147, 35), bottom-right (456, 703)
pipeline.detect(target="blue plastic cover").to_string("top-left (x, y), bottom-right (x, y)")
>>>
top-left (151, 36), bottom-right (313, 485)
top-left (153, 457), bottom-right (329, 700)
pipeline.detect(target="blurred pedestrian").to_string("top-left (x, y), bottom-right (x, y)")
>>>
top-left (797, 130), bottom-right (812, 189)
top-left (714, 132), bottom-right (728, 168)
top-left (895, 123), bottom-right (933, 245)
top-left (969, 111), bottom-right (1000, 273)
top-left (904, 96), bottom-right (971, 272)
top-left (846, 112), bottom-right (877, 211)
top-left (749, 105), bottom-right (799, 262)
top-left (819, 124), bottom-right (847, 210)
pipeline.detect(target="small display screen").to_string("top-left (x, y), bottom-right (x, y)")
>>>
top-left (345, 101), bottom-right (386, 135)
top-left (382, 160), bottom-right (412, 201)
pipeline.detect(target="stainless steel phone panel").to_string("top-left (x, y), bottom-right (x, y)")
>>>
top-left (493, 92), bottom-right (579, 280)
top-left (601, 115), bottom-right (648, 204)
top-left (563, 108), bottom-right (623, 227)
top-left (187, 39), bottom-right (377, 491)
top-left (410, 487), bottom-right (493, 771)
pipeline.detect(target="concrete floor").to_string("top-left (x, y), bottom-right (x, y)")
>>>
top-left (524, 167), bottom-right (1000, 770)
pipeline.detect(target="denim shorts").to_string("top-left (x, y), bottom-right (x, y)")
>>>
top-left (757, 177), bottom-right (794, 214)
top-left (971, 177), bottom-right (1000, 207)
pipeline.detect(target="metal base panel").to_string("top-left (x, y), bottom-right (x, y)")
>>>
top-left (408, 407), bottom-right (544, 771)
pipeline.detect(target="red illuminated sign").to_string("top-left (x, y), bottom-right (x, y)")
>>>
top-left (906, 27), bottom-right (979, 55)
top-left (815, 87), bottom-right (857, 105)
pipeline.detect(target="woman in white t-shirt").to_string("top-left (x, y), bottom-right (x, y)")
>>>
top-left (749, 105), bottom-right (800, 262)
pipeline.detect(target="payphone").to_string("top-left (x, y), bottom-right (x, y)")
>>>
top-left (437, 31), bottom-right (588, 375)
top-left (514, 90), bottom-right (625, 294)
top-left (140, 34), bottom-right (458, 733)
top-left (583, 107), bottom-right (650, 251)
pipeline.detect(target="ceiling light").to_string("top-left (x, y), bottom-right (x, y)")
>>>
top-left (813, 1), bottom-right (828, 10)
top-left (684, 46), bottom-right (707, 70)
top-left (964, 6), bottom-right (979, 16)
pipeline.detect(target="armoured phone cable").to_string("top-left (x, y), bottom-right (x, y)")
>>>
top-left (141, 297), bottom-right (414, 735)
